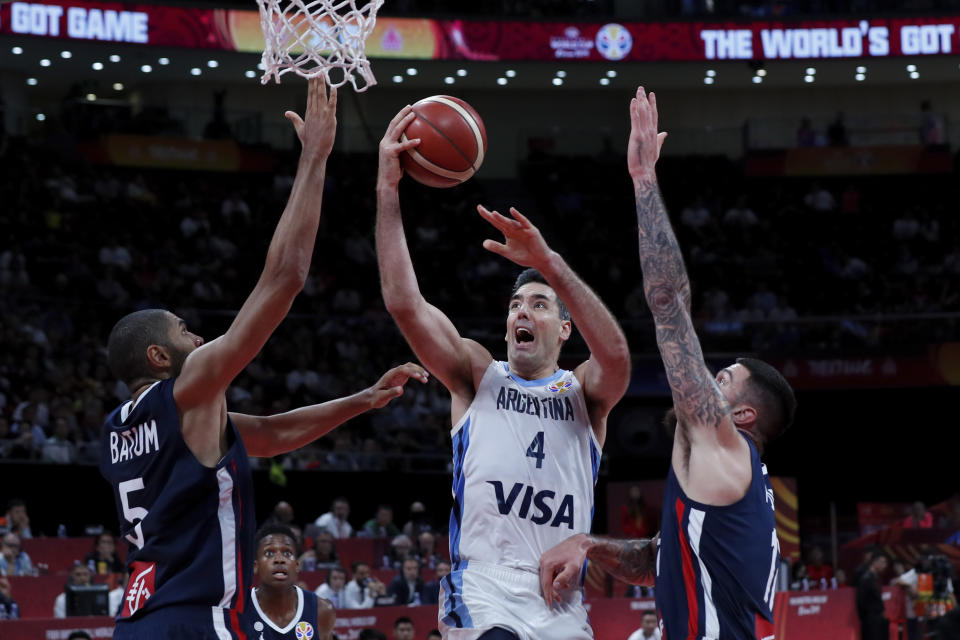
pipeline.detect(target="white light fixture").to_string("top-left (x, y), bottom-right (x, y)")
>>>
top-left (444, 76), bottom-right (455, 85)
top-left (505, 69), bottom-right (516, 78)
top-left (113, 82), bottom-right (124, 91)
top-left (907, 64), bottom-right (917, 72)
top-left (600, 78), bottom-right (610, 86)
top-left (704, 77), bottom-right (715, 84)
top-left (406, 67), bottom-right (418, 76)
top-left (244, 70), bottom-right (256, 79)
top-left (12, 46), bottom-right (24, 55)
top-left (855, 73), bottom-right (865, 81)
top-left (109, 54), bottom-right (120, 62)
top-left (556, 70), bottom-right (567, 78)
top-left (158, 57), bottom-right (170, 65)
top-left (805, 67), bottom-right (816, 75)
top-left (36, 113), bottom-right (46, 122)
top-left (141, 64), bottom-right (152, 73)
top-left (26, 78), bottom-right (38, 86)
top-left (60, 50), bottom-right (72, 59)
top-left (85, 93), bottom-right (96, 101)
top-left (207, 60), bottom-right (218, 68)
top-left (191, 67), bottom-right (202, 76)
top-left (856, 65), bottom-right (866, 73)
top-left (497, 77), bottom-right (507, 86)
top-left (92, 62), bottom-right (104, 71)
top-left (752, 76), bottom-right (762, 84)
top-left (606, 69), bottom-right (617, 78)
top-left (757, 69), bottom-right (767, 77)
top-left (40, 59), bottom-right (51, 67)
top-left (706, 69), bottom-right (716, 77)
top-left (552, 77), bottom-right (563, 86)
top-left (392, 75), bottom-right (403, 83)
top-left (456, 68), bottom-right (467, 77)
top-left (910, 71), bottom-right (919, 79)
top-left (257, 62), bottom-right (265, 71)
top-left (804, 74), bottom-right (814, 83)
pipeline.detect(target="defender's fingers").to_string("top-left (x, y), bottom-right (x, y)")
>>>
top-left (482, 239), bottom-right (509, 257)
top-left (649, 91), bottom-right (658, 126)
top-left (285, 111), bottom-right (304, 129)
top-left (478, 205), bottom-right (518, 233)
top-left (657, 131), bottom-right (668, 153)
top-left (508, 207), bottom-right (532, 228)
top-left (327, 84), bottom-right (338, 110)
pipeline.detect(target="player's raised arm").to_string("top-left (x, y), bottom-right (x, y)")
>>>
top-left (476, 205), bottom-right (631, 443)
top-left (376, 107), bottom-right (491, 398)
top-left (174, 78), bottom-right (336, 409)
top-left (232, 363), bottom-right (428, 458)
top-left (629, 87), bottom-right (739, 450)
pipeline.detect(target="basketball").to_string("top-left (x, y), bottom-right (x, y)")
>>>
top-left (400, 95), bottom-right (488, 188)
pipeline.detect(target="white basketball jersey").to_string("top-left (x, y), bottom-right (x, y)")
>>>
top-left (449, 360), bottom-right (601, 574)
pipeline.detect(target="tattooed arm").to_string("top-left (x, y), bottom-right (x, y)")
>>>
top-left (628, 87), bottom-right (739, 449)
top-left (540, 533), bottom-right (657, 606)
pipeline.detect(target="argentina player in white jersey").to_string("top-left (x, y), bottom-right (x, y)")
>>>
top-left (376, 110), bottom-right (631, 640)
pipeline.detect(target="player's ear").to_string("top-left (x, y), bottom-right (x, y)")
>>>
top-left (559, 319), bottom-right (572, 342)
top-left (731, 404), bottom-right (757, 429)
top-left (146, 344), bottom-right (170, 370)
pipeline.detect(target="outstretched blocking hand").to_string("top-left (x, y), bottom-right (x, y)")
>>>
top-left (378, 106), bottom-right (421, 187)
top-left (628, 86), bottom-right (668, 182)
top-left (539, 533), bottom-right (589, 608)
top-left (367, 362), bottom-right (429, 409)
top-left (285, 77), bottom-right (338, 161)
top-left (477, 205), bottom-right (555, 271)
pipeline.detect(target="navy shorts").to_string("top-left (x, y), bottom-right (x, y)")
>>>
top-left (112, 605), bottom-right (251, 639)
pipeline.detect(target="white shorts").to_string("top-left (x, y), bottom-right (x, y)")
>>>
top-left (438, 560), bottom-right (593, 640)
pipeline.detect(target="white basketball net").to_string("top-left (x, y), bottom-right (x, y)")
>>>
top-left (257, 0), bottom-right (385, 91)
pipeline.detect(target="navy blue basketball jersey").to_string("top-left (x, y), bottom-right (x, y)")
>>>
top-left (244, 587), bottom-right (320, 640)
top-left (655, 434), bottom-right (779, 640)
top-left (99, 378), bottom-right (256, 634)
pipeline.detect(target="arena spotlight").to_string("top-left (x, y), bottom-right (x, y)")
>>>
top-left (497, 77), bottom-right (507, 86)
top-left (757, 69), bottom-right (767, 77)
top-left (40, 59), bottom-right (51, 67)
top-left (26, 77), bottom-right (38, 86)
top-left (856, 66), bottom-right (866, 73)
top-left (406, 67), bottom-right (418, 76)
top-left (92, 62), bottom-right (104, 70)
top-left (113, 83), bottom-right (124, 90)
top-left (600, 78), bottom-right (611, 86)
top-left (910, 71), bottom-right (919, 79)
top-left (505, 69), bottom-right (517, 78)
top-left (703, 77), bottom-right (715, 84)
top-left (109, 54), bottom-right (120, 62)
top-left (907, 64), bottom-right (917, 72)
top-left (606, 69), bottom-right (617, 78)
top-left (141, 64), bottom-right (152, 73)
top-left (804, 74), bottom-right (814, 83)
top-left (392, 75), bottom-right (403, 83)
top-left (207, 60), bottom-right (218, 68)
top-left (444, 76), bottom-right (455, 84)
top-left (36, 113), bottom-right (46, 122)
top-left (244, 70), bottom-right (256, 78)
top-left (60, 50), bottom-right (72, 59)
top-left (191, 68), bottom-right (202, 75)
top-left (556, 70), bottom-right (567, 78)
top-left (552, 77), bottom-right (563, 86)
top-left (159, 57), bottom-right (170, 65)
top-left (752, 76), bottom-right (762, 84)
top-left (12, 46), bottom-right (24, 55)
top-left (706, 69), bottom-right (716, 77)
top-left (85, 93), bottom-right (96, 101)
top-left (855, 73), bottom-right (865, 81)
top-left (805, 67), bottom-right (816, 75)
top-left (456, 69), bottom-right (467, 77)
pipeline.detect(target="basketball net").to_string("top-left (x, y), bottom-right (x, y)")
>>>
top-left (256, 0), bottom-right (384, 91)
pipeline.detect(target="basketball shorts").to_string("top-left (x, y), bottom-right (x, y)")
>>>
top-left (112, 605), bottom-right (251, 639)
top-left (438, 560), bottom-right (593, 640)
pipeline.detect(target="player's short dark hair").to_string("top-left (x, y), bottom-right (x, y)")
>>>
top-left (426, 631), bottom-right (442, 640)
top-left (511, 269), bottom-right (570, 321)
top-left (255, 523), bottom-right (298, 550)
top-left (735, 357), bottom-right (796, 442)
top-left (107, 309), bottom-right (173, 388)
top-left (642, 610), bottom-right (657, 619)
top-left (394, 616), bottom-right (414, 628)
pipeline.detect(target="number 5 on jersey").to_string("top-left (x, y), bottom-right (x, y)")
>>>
top-left (119, 478), bottom-right (149, 549)
top-left (526, 431), bottom-right (545, 469)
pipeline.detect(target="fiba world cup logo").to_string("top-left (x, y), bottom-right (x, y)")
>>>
top-left (596, 23), bottom-right (633, 61)
top-left (295, 621), bottom-right (315, 640)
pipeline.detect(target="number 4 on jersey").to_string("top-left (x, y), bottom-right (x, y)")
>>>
top-left (526, 431), bottom-right (545, 469)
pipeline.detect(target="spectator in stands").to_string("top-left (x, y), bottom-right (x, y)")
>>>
top-left (85, 532), bottom-right (125, 576)
top-left (310, 531), bottom-right (340, 570)
top-left (421, 559), bottom-right (450, 605)
top-left (415, 531), bottom-right (443, 569)
top-left (11, 403), bottom-right (46, 456)
top-left (0, 417), bottom-right (31, 459)
top-left (903, 501), bottom-right (934, 529)
top-left (852, 545), bottom-right (880, 588)
top-left (41, 415), bottom-right (77, 463)
top-left (627, 610), bottom-right (661, 640)
top-left (790, 561), bottom-right (810, 591)
top-left (857, 550), bottom-right (890, 640)
top-left (401, 501), bottom-right (433, 538)
top-left (805, 545), bottom-right (833, 588)
top-left (393, 616), bottom-right (415, 640)
top-left (891, 560), bottom-right (920, 640)
top-left (0, 532), bottom-right (34, 576)
top-left (315, 497), bottom-right (354, 539)
top-left (344, 561), bottom-right (385, 609)
top-left (426, 631), bottom-right (442, 640)
top-left (0, 499), bottom-right (32, 538)
top-left (803, 182), bottom-right (836, 212)
top-left (796, 117), bottom-right (816, 147)
top-left (723, 196), bottom-right (759, 229)
top-left (315, 566), bottom-right (348, 608)
top-left (264, 501), bottom-right (297, 529)
top-left (382, 534), bottom-right (413, 570)
top-left (0, 575), bottom-right (19, 619)
top-left (834, 568), bottom-right (848, 589)
top-left (363, 505), bottom-right (401, 538)
top-left (54, 562), bottom-right (94, 617)
top-left (827, 112), bottom-right (849, 146)
top-left (920, 100), bottom-right (945, 146)
top-left (387, 558), bottom-right (425, 606)
top-left (680, 197), bottom-right (712, 234)
top-left (109, 569), bottom-right (127, 616)
top-left (621, 486), bottom-right (654, 538)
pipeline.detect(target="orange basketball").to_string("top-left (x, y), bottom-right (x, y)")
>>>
top-left (400, 95), bottom-right (488, 188)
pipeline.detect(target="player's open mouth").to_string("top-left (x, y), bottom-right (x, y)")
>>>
top-left (515, 327), bottom-right (535, 343)
top-left (272, 569), bottom-right (288, 578)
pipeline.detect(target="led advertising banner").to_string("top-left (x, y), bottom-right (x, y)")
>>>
top-left (2, 0), bottom-right (960, 62)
